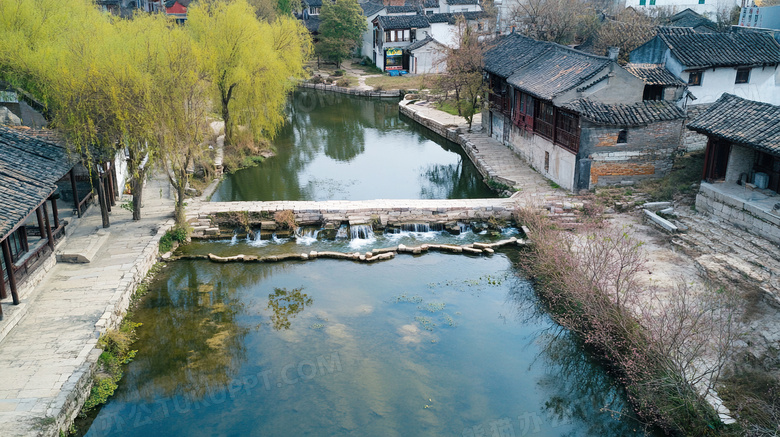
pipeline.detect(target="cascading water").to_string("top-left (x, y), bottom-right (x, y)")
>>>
top-left (349, 224), bottom-right (375, 240)
top-left (400, 223), bottom-right (431, 233)
top-left (295, 227), bottom-right (320, 245)
top-left (347, 224), bottom-right (375, 249)
top-left (230, 233), bottom-right (238, 245)
top-left (335, 225), bottom-right (349, 240)
top-left (247, 230), bottom-right (269, 247)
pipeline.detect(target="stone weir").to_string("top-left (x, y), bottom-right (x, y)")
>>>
top-left (186, 198), bottom-right (520, 239)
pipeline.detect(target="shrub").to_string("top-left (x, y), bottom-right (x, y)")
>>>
top-left (310, 75), bottom-right (324, 84)
top-left (336, 77), bottom-right (351, 87)
top-left (332, 69), bottom-right (345, 77)
top-left (513, 208), bottom-right (736, 435)
top-left (159, 227), bottom-right (188, 253)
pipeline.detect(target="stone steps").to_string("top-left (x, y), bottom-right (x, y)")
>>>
top-left (675, 211), bottom-right (780, 300)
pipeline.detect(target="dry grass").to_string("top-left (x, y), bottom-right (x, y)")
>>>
top-left (365, 74), bottom-right (437, 91)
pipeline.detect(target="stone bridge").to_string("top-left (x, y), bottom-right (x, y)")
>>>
top-left (186, 198), bottom-right (533, 238)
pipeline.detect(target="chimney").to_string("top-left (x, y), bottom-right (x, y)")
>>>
top-left (607, 46), bottom-right (620, 61)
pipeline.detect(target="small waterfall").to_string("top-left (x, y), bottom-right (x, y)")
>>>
top-left (336, 224), bottom-right (349, 240)
top-left (400, 223), bottom-right (430, 233)
top-left (350, 224), bottom-right (375, 240)
top-left (247, 231), bottom-right (269, 247)
top-left (295, 227), bottom-right (320, 245)
top-left (457, 222), bottom-right (470, 234)
top-left (229, 233), bottom-right (238, 245)
top-left (348, 224), bottom-right (376, 249)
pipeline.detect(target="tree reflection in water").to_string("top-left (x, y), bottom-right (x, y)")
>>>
top-left (501, 256), bottom-right (650, 436)
top-left (119, 262), bottom-right (249, 401)
top-left (266, 287), bottom-right (313, 330)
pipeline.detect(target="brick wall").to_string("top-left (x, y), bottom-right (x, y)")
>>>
top-left (581, 119), bottom-right (682, 188)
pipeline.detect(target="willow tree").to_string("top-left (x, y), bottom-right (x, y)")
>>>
top-left (150, 20), bottom-right (211, 226)
top-left (187, 0), bottom-right (311, 148)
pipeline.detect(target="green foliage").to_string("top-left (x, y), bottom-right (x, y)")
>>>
top-left (84, 318), bottom-right (142, 413)
top-left (435, 100), bottom-right (460, 116)
top-left (83, 378), bottom-right (118, 412)
top-left (188, 0), bottom-right (312, 147)
top-left (159, 227), bottom-right (188, 253)
top-left (317, 0), bottom-right (367, 67)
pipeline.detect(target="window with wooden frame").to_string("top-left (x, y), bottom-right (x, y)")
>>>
top-left (688, 70), bottom-right (703, 86)
top-left (534, 100), bottom-right (555, 140)
top-left (555, 110), bottom-right (580, 152)
top-left (7, 228), bottom-right (28, 263)
top-left (385, 29), bottom-right (410, 42)
top-left (735, 67), bottom-right (750, 84)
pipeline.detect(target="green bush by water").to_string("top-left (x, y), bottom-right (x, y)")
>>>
top-left (159, 227), bottom-right (188, 253)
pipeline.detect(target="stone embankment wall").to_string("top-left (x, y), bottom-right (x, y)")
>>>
top-left (696, 183), bottom-right (780, 244)
top-left (47, 222), bottom-right (173, 437)
top-left (398, 101), bottom-right (517, 190)
top-left (299, 82), bottom-right (401, 98)
top-left (188, 199), bottom-right (518, 238)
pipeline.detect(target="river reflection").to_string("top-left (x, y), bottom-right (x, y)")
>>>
top-left (211, 90), bottom-right (497, 201)
top-left (84, 252), bottom-right (651, 437)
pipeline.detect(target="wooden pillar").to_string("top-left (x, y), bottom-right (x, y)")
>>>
top-left (70, 169), bottom-right (81, 218)
top-left (36, 207), bottom-right (46, 242)
top-left (1, 239), bottom-right (20, 305)
top-left (0, 250), bottom-right (7, 300)
top-left (50, 197), bottom-right (59, 229)
top-left (42, 203), bottom-right (54, 251)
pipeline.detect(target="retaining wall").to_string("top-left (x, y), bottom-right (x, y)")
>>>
top-left (188, 199), bottom-right (518, 238)
top-left (46, 220), bottom-right (174, 437)
top-left (695, 183), bottom-right (780, 244)
top-left (298, 82), bottom-right (402, 98)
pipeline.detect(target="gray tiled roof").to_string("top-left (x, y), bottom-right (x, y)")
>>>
top-left (303, 0), bottom-right (323, 7)
top-left (564, 99), bottom-right (685, 126)
top-left (377, 14), bottom-right (430, 30)
top-left (660, 30), bottom-right (780, 68)
top-left (657, 26), bottom-right (697, 36)
top-left (667, 8), bottom-right (717, 32)
top-left (427, 11), bottom-right (482, 23)
top-left (407, 35), bottom-right (444, 51)
top-left (361, 1), bottom-right (385, 16)
top-left (423, 0), bottom-right (439, 7)
top-left (483, 33), bottom-right (553, 78)
top-left (446, 0), bottom-right (478, 4)
top-left (0, 126), bottom-right (73, 241)
top-left (687, 94), bottom-right (780, 155)
top-left (387, 5), bottom-right (418, 13)
top-left (502, 41), bottom-right (612, 101)
top-left (624, 63), bottom-right (686, 86)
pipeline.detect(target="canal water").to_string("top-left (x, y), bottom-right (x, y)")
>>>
top-left (210, 90), bottom-right (496, 201)
top-left (84, 248), bottom-right (644, 436)
top-left (83, 91), bottom-right (649, 436)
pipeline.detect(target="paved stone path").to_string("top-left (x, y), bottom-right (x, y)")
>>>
top-left (0, 176), bottom-right (174, 437)
top-left (400, 100), bottom-right (565, 201)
